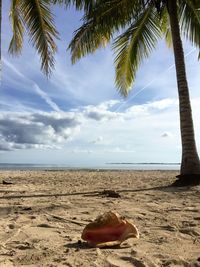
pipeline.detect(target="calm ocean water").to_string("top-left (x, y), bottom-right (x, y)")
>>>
top-left (0, 163), bottom-right (180, 171)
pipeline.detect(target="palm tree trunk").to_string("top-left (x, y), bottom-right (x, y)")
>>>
top-left (167, 0), bottom-right (200, 185)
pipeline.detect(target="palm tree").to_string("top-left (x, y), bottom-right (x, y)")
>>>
top-left (65, 0), bottom-right (200, 186)
top-left (1, 0), bottom-right (58, 76)
top-left (3, 0), bottom-right (200, 185)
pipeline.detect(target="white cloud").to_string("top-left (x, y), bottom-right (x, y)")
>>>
top-left (0, 111), bottom-right (81, 151)
top-left (71, 148), bottom-right (93, 154)
top-left (161, 132), bottom-right (174, 138)
top-left (91, 136), bottom-right (104, 144)
top-left (104, 147), bottom-right (136, 153)
top-left (0, 98), bottom-right (200, 164)
top-left (147, 99), bottom-right (177, 110)
top-left (83, 101), bottom-right (121, 121)
top-left (123, 98), bottom-right (177, 121)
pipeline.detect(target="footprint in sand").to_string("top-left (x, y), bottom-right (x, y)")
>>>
top-left (179, 227), bottom-right (200, 237)
top-left (106, 253), bottom-right (158, 267)
top-left (161, 258), bottom-right (189, 267)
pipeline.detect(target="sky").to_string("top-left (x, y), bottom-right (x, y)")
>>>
top-left (1, 2), bottom-right (200, 166)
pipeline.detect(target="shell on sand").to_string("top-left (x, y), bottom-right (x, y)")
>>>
top-left (81, 211), bottom-right (139, 247)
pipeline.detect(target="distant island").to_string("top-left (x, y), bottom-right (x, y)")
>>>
top-left (106, 162), bottom-right (180, 165)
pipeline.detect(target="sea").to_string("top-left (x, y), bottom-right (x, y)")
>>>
top-left (0, 163), bottom-right (180, 171)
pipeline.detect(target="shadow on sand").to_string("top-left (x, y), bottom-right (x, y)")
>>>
top-left (64, 241), bottom-right (131, 250)
top-left (0, 183), bottom-right (195, 200)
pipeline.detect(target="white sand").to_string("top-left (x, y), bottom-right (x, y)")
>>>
top-left (0, 170), bottom-right (200, 267)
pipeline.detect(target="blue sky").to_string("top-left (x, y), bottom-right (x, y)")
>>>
top-left (1, 2), bottom-right (200, 166)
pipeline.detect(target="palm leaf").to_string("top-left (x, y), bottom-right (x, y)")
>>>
top-left (8, 0), bottom-right (24, 55)
top-left (69, 19), bottom-right (112, 64)
top-left (113, 6), bottom-right (161, 96)
top-left (179, 0), bottom-right (200, 53)
top-left (50, 0), bottom-right (96, 12)
top-left (86, 0), bottom-right (144, 31)
top-left (69, 0), bottom-right (145, 63)
top-left (160, 6), bottom-right (172, 48)
top-left (19, 0), bottom-right (59, 76)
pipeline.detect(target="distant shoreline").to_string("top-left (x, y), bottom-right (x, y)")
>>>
top-left (0, 162), bottom-right (181, 166)
top-left (106, 162), bottom-right (180, 165)
top-left (0, 162), bottom-right (180, 171)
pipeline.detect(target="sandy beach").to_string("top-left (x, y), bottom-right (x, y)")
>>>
top-left (0, 170), bottom-right (200, 267)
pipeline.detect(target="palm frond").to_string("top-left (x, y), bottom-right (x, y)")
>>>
top-left (86, 0), bottom-right (144, 31)
top-left (69, 0), bottom-right (146, 63)
top-left (69, 20), bottom-right (112, 64)
top-left (19, 0), bottom-right (59, 76)
top-left (160, 6), bottom-right (172, 48)
top-left (8, 0), bottom-right (24, 55)
top-left (179, 0), bottom-right (200, 51)
top-left (113, 6), bottom-right (161, 96)
top-left (50, 0), bottom-right (96, 12)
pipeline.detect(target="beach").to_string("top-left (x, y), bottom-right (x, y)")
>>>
top-left (0, 170), bottom-right (200, 267)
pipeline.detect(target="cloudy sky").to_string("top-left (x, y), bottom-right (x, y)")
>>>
top-left (1, 2), bottom-right (200, 167)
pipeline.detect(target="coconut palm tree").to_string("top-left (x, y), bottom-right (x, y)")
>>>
top-left (0, 0), bottom-right (58, 76)
top-left (3, 0), bottom-right (200, 185)
top-left (64, 0), bottom-right (200, 186)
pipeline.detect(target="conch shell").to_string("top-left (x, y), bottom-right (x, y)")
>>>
top-left (81, 211), bottom-right (139, 247)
